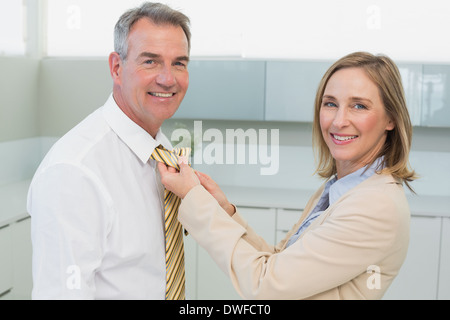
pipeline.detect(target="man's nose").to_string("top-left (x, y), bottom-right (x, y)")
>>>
top-left (156, 65), bottom-right (176, 88)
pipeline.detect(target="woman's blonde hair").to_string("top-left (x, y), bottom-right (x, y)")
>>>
top-left (312, 51), bottom-right (417, 191)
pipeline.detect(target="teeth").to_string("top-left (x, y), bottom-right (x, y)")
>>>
top-left (149, 92), bottom-right (174, 98)
top-left (333, 134), bottom-right (357, 141)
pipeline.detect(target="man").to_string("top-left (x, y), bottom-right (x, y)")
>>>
top-left (27, 2), bottom-right (191, 299)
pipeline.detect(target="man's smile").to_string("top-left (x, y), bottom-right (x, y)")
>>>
top-left (148, 92), bottom-right (175, 98)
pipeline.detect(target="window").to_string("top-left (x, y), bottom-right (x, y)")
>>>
top-left (45, 0), bottom-right (450, 62)
top-left (0, 0), bottom-right (26, 55)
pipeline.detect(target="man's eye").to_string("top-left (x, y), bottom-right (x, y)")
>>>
top-left (144, 60), bottom-right (155, 65)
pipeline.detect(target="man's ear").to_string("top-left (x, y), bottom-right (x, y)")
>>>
top-left (109, 52), bottom-right (122, 84)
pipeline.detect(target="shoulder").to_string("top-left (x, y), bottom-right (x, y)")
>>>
top-left (325, 173), bottom-right (410, 252)
top-left (37, 108), bottom-right (115, 171)
top-left (30, 107), bottom-right (118, 196)
top-left (333, 173), bottom-right (410, 226)
top-left (358, 173), bottom-right (408, 207)
top-left (333, 174), bottom-right (410, 233)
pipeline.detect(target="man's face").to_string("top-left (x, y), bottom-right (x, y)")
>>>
top-left (112, 18), bottom-right (189, 136)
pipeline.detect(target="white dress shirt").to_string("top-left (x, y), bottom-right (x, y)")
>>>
top-left (27, 94), bottom-right (173, 300)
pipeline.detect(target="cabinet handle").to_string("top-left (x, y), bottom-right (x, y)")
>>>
top-left (0, 224), bottom-right (9, 231)
top-left (0, 288), bottom-right (12, 298)
top-left (17, 216), bottom-right (31, 223)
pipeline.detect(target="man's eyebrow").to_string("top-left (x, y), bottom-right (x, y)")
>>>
top-left (137, 52), bottom-right (189, 62)
top-left (176, 55), bottom-right (190, 62)
top-left (137, 52), bottom-right (160, 60)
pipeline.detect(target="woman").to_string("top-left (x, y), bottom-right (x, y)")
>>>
top-left (158, 52), bottom-right (417, 299)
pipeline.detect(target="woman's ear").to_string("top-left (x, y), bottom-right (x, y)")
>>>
top-left (386, 118), bottom-right (395, 131)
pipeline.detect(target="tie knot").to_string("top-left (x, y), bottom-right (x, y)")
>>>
top-left (150, 145), bottom-right (191, 170)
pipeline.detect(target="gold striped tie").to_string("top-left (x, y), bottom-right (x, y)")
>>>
top-left (150, 145), bottom-right (190, 300)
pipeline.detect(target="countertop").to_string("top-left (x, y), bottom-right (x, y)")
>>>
top-left (1, 180), bottom-right (449, 228)
top-left (221, 185), bottom-right (450, 218)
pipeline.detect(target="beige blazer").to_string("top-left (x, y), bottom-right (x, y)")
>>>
top-left (178, 173), bottom-right (410, 300)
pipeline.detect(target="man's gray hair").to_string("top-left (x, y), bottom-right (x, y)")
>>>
top-left (114, 2), bottom-right (191, 60)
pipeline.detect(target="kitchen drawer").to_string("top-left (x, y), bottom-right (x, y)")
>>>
top-left (0, 224), bottom-right (13, 295)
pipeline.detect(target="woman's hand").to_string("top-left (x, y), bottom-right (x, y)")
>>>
top-left (194, 171), bottom-right (236, 217)
top-left (157, 156), bottom-right (200, 199)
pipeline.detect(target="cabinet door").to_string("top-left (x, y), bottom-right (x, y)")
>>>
top-left (174, 60), bottom-right (266, 120)
top-left (438, 217), bottom-right (450, 299)
top-left (184, 233), bottom-right (197, 300)
top-left (0, 225), bottom-right (13, 296)
top-left (383, 216), bottom-right (441, 300)
top-left (397, 64), bottom-right (422, 126)
top-left (196, 207), bottom-right (276, 300)
top-left (11, 217), bottom-right (32, 300)
top-left (265, 61), bottom-right (332, 122)
top-left (421, 64), bottom-right (450, 127)
top-left (276, 208), bottom-right (303, 244)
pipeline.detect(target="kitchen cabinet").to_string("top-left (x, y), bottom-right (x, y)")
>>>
top-left (174, 60), bottom-right (266, 121)
top-left (421, 64), bottom-right (450, 127)
top-left (194, 207), bottom-right (276, 300)
top-left (0, 225), bottom-right (13, 297)
top-left (276, 208), bottom-right (302, 243)
top-left (10, 217), bottom-right (32, 300)
top-left (438, 217), bottom-right (450, 299)
top-left (184, 233), bottom-right (197, 300)
top-left (265, 61), bottom-right (332, 122)
top-left (265, 61), bottom-right (427, 125)
top-left (0, 217), bottom-right (33, 300)
top-left (383, 216), bottom-right (441, 300)
top-left (397, 64), bottom-right (423, 126)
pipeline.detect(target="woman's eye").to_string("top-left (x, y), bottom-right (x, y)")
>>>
top-left (354, 104), bottom-right (367, 110)
top-left (324, 102), bottom-right (337, 108)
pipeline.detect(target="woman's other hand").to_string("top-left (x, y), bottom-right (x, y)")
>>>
top-left (194, 171), bottom-right (236, 217)
top-left (157, 156), bottom-right (200, 199)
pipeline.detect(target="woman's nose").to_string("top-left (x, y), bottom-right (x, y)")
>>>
top-left (332, 107), bottom-right (350, 128)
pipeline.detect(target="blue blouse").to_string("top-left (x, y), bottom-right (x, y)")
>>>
top-left (285, 158), bottom-right (383, 248)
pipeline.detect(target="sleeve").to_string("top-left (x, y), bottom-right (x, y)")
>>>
top-left (231, 212), bottom-right (276, 253)
top-left (179, 184), bottom-right (406, 300)
top-left (27, 163), bottom-right (112, 300)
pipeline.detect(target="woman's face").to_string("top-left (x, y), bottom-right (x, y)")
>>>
top-left (320, 67), bottom-right (395, 178)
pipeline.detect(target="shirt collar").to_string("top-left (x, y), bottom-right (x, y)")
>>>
top-left (328, 157), bottom-right (384, 205)
top-left (102, 94), bottom-right (173, 164)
